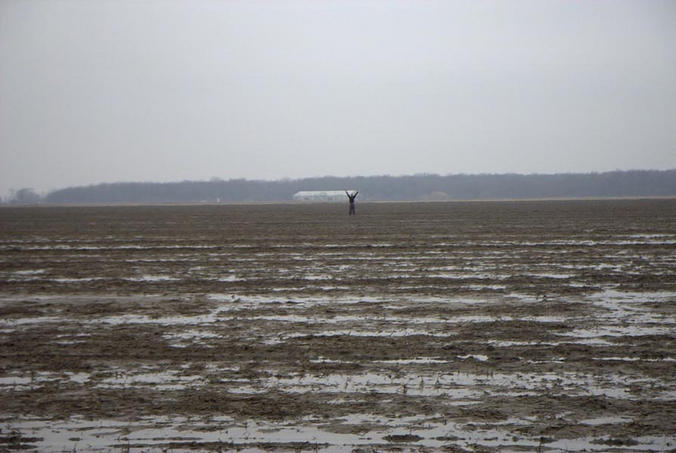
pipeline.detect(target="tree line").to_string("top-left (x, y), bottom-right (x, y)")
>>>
top-left (7, 170), bottom-right (676, 204)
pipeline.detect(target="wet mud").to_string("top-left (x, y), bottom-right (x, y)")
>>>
top-left (0, 200), bottom-right (675, 452)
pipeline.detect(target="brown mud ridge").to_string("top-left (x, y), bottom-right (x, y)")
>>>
top-left (0, 200), bottom-right (675, 452)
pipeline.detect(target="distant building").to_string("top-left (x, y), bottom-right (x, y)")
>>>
top-left (292, 190), bottom-right (357, 202)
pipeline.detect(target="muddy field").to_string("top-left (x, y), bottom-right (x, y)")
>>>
top-left (0, 200), bottom-right (675, 452)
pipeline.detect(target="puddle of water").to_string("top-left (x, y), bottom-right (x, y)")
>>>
top-left (457, 354), bottom-right (489, 362)
top-left (97, 370), bottom-right (205, 390)
top-left (125, 275), bottom-right (180, 282)
top-left (11, 269), bottom-right (45, 275)
top-left (0, 316), bottom-right (62, 326)
top-left (0, 371), bottom-right (72, 389)
top-left (19, 412), bottom-right (668, 452)
top-left (373, 358), bottom-right (449, 365)
top-left (0, 376), bottom-right (32, 386)
top-left (263, 330), bottom-right (453, 345)
top-left (53, 277), bottom-right (106, 283)
top-left (164, 330), bottom-right (220, 341)
top-left (593, 357), bottom-right (676, 362)
top-left (547, 435), bottom-right (673, 452)
top-left (65, 372), bottom-right (90, 384)
top-left (193, 368), bottom-right (672, 402)
top-left (560, 326), bottom-right (673, 338)
top-left (580, 416), bottom-right (632, 426)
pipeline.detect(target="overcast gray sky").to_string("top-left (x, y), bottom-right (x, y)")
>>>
top-left (1, 0), bottom-right (675, 197)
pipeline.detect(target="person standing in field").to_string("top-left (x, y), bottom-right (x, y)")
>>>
top-left (345, 190), bottom-right (358, 215)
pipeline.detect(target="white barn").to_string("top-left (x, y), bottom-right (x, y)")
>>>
top-left (293, 190), bottom-right (357, 202)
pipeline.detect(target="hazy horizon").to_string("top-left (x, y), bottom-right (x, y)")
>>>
top-left (8, 168), bottom-right (676, 199)
top-left (2, 0), bottom-right (675, 198)
top-left (19, 168), bottom-right (676, 195)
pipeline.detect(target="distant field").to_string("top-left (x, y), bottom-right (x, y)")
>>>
top-left (1, 200), bottom-right (675, 452)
